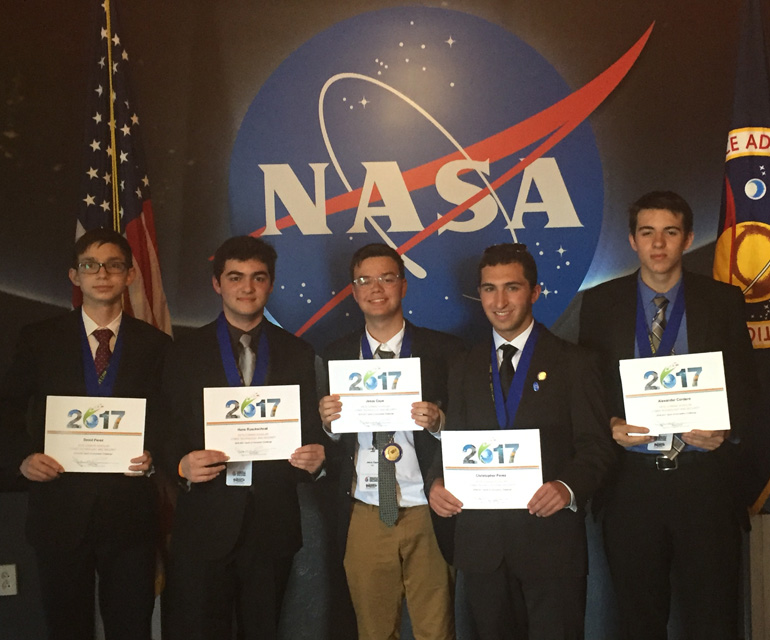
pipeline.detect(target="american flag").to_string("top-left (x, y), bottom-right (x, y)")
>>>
top-left (77, 0), bottom-right (172, 335)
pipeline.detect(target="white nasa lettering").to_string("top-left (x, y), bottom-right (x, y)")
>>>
top-left (510, 158), bottom-right (582, 229)
top-left (347, 161), bottom-right (424, 233)
top-left (259, 163), bottom-right (331, 235)
top-left (259, 156), bottom-right (582, 236)
top-left (435, 159), bottom-right (497, 235)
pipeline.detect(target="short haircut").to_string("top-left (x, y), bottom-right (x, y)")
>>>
top-left (72, 228), bottom-right (133, 268)
top-left (478, 243), bottom-right (538, 289)
top-left (349, 243), bottom-right (406, 282)
top-left (212, 236), bottom-right (278, 282)
top-left (629, 191), bottom-right (694, 236)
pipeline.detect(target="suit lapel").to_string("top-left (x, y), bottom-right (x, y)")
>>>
top-left (683, 271), bottom-right (709, 352)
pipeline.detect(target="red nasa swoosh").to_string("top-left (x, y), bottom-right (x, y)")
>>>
top-left (246, 24), bottom-right (654, 336)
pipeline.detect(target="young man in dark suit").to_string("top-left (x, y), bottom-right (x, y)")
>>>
top-left (429, 243), bottom-right (616, 640)
top-left (578, 191), bottom-right (758, 639)
top-left (161, 235), bottom-right (325, 640)
top-left (319, 243), bottom-right (461, 640)
top-left (0, 228), bottom-right (171, 640)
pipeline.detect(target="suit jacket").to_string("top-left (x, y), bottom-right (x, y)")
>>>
top-left (578, 270), bottom-right (757, 437)
top-left (578, 270), bottom-right (758, 517)
top-left (162, 318), bottom-right (323, 560)
top-left (437, 325), bottom-right (616, 577)
top-left (322, 321), bottom-right (463, 561)
top-left (0, 309), bottom-right (170, 550)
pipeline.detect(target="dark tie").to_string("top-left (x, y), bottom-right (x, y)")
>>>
top-left (93, 328), bottom-right (113, 384)
top-left (650, 295), bottom-right (669, 355)
top-left (374, 345), bottom-right (398, 526)
top-left (499, 344), bottom-right (518, 400)
top-left (239, 333), bottom-right (256, 385)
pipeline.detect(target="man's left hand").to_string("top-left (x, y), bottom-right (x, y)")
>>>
top-left (527, 481), bottom-right (569, 517)
top-left (126, 450), bottom-right (152, 476)
top-left (681, 429), bottom-right (729, 451)
top-left (290, 444), bottom-right (325, 474)
top-left (411, 401), bottom-right (443, 433)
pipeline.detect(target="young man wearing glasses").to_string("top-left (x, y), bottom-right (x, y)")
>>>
top-left (319, 243), bottom-right (462, 640)
top-left (0, 228), bottom-right (170, 640)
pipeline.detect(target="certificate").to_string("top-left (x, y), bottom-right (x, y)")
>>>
top-left (441, 429), bottom-right (543, 509)
top-left (328, 358), bottom-right (422, 433)
top-left (203, 384), bottom-right (301, 461)
top-left (619, 351), bottom-right (730, 435)
top-left (44, 395), bottom-right (146, 473)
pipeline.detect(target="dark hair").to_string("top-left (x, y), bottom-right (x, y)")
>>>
top-left (72, 228), bottom-right (133, 268)
top-left (349, 243), bottom-right (406, 281)
top-left (478, 243), bottom-right (538, 288)
top-left (629, 191), bottom-right (694, 236)
top-left (212, 236), bottom-right (277, 282)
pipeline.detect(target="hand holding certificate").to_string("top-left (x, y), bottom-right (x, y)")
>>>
top-left (44, 395), bottom-right (146, 473)
top-left (327, 358), bottom-right (422, 433)
top-left (441, 429), bottom-right (543, 509)
top-left (619, 351), bottom-right (731, 436)
top-left (203, 384), bottom-right (301, 461)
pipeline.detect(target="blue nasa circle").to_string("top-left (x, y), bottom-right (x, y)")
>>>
top-left (229, 7), bottom-right (603, 347)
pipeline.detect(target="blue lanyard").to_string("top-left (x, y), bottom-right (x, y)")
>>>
top-left (634, 283), bottom-right (685, 357)
top-left (79, 314), bottom-right (124, 397)
top-left (360, 323), bottom-right (413, 359)
top-left (490, 322), bottom-right (540, 429)
top-left (215, 313), bottom-right (270, 387)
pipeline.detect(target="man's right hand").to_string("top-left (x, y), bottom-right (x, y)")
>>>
top-left (610, 416), bottom-right (655, 448)
top-left (20, 453), bottom-right (63, 482)
top-left (319, 394), bottom-right (342, 432)
top-left (428, 478), bottom-right (463, 518)
top-left (179, 450), bottom-right (229, 483)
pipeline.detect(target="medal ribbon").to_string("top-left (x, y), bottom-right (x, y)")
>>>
top-left (215, 312), bottom-right (270, 387)
top-left (491, 322), bottom-right (541, 430)
top-left (80, 314), bottom-right (124, 397)
top-left (634, 282), bottom-right (685, 357)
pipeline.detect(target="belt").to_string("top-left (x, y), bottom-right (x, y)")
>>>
top-left (624, 450), bottom-right (706, 471)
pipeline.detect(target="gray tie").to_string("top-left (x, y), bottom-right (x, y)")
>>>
top-left (650, 295), bottom-right (669, 355)
top-left (374, 345), bottom-right (398, 526)
top-left (649, 296), bottom-right (685, 454)
top-left (239, 333), bottom-right (256, 385)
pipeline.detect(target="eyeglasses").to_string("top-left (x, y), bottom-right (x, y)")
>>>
top-left (351, 274), bottom-right (402, 288)
top-left (77, 261), bottom-right (128, 275)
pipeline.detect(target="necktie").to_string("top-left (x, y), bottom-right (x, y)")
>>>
top-left (499, 344), bottom-right (518, 400)
top-left (650, 295), bottom-right (669, 355)
top-left (239, 333), bottom-right (256, 385)
top-left (649, 296), bottom-right (685, 454)
top-left (93, 328), bottom-right (113, 384)
top-left (374, 345), bottom-right (398, 526)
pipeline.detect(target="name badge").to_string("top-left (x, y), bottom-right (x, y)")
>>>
top-left (226, 460), bottom-right (253, 486)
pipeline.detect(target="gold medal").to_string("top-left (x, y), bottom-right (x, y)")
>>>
top-left (382, 443), bottom-right (403, 463)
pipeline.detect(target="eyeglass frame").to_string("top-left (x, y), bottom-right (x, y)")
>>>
top-left (76, 260), bottom-right (129, 275)
top-left (351, 273), bottom-right (403, 288)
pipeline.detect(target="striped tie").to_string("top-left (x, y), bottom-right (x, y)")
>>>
top-left (650, 295), bottom-right (669, 355)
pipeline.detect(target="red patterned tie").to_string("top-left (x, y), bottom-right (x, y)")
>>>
top-left (93, 328), bottom-right (113, 383)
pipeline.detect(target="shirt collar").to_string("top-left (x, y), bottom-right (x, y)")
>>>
top-left (364, 320), bottom-right (405, 357)
top-left (493, 318), bottom-right (534, 352)
top-left (637, 271), bottom-right (682, 310)
top-left (81, 308), bottom-right (122, 337)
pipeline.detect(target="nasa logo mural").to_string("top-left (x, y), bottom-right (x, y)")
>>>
top-left (229, 7), bottom-right (650, 345)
